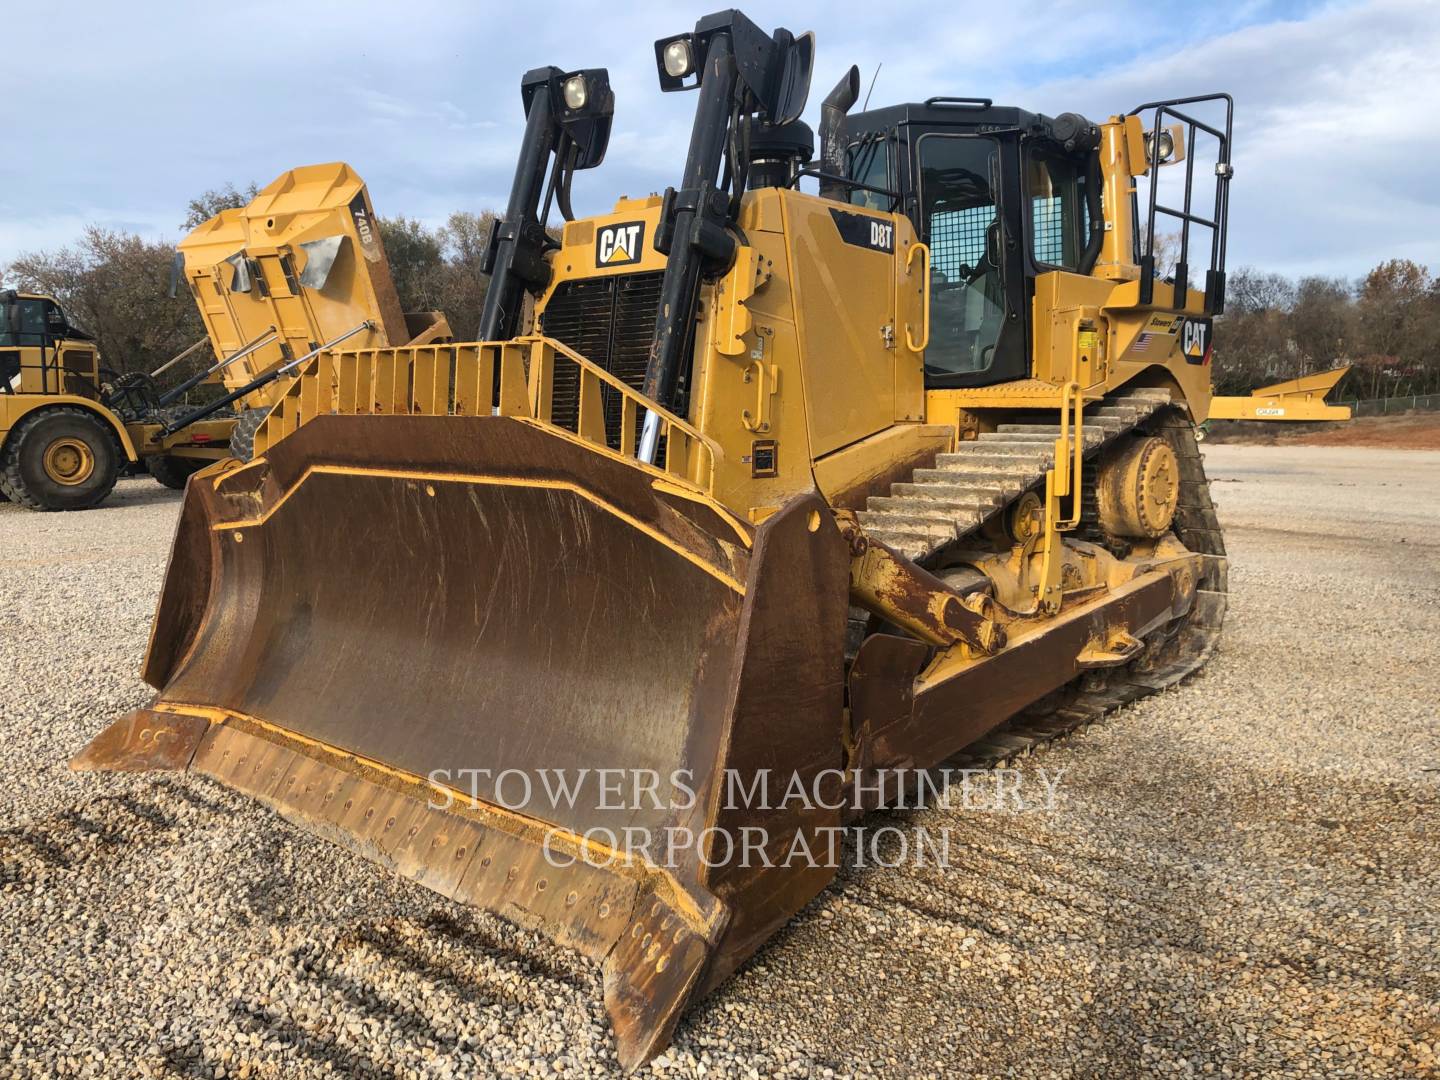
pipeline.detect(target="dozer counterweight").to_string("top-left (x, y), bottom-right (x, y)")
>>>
top-left (76, 11), bottom-right (1237, 1068)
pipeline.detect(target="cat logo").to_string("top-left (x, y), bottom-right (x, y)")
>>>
top-left (1181, 317), bottom-right (1213, 365)
top-left (596, 221), bottom-right (645, 267)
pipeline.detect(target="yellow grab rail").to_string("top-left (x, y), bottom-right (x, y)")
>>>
top-left (905, 242), bottom-right (931, 353)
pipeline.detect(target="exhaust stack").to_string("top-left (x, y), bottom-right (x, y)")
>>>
top-left (818, 66), bottom-right (860, 201)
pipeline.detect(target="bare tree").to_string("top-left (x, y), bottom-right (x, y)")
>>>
top-left (1356, 260), bottom-right (1439, 393)
top-left (1210, 268), bottom-right (1296, 394)
top-left (377, 212), bottom-right (497, 339)
top-left (437, 210), bottom-right (497, 338)
top-left (6, 227), bottom-right (205, 376)
top-left (182, 182), bottom-right (260, 231)
top-left (1290, 276), bottom-right (1353, 371)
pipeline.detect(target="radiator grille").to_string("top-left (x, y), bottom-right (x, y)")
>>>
top-left (538, 271), bottom-right (663, 448)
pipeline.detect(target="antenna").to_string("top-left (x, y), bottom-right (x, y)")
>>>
top-left (861, 63), bottom-right (882, 111)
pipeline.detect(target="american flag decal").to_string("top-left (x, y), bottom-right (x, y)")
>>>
top-left (1131, 331), bottom-right (1156, 353)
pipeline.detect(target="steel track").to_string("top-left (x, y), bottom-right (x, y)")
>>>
top-left (856, 390), bottom-right (1229, 766)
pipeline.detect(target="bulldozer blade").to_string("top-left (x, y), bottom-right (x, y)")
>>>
top-left (72, 415), bottom-right (850, 1069)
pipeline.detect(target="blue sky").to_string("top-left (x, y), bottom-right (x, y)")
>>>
top-left (2, 0), bottom-right (1437, 280)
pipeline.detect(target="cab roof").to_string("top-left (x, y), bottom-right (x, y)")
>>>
top-left (845, 99), bottom-right (1044, 135)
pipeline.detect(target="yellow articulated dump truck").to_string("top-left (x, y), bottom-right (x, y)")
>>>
top-left (1, 164), bottom-right (443, 511)
top-left (0, 291), bottom-right (235, 509)
top-left (76, 11), bottom-right (1239, 1067)
top-left (169, 161), bottom-right (452, 462)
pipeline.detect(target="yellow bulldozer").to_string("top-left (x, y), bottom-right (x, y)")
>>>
top-left (76, 11), bottom-right (1238, 1068)
top-left (1, 163), bottom-right (439, 510)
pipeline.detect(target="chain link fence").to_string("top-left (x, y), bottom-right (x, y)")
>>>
top-left (1336, 393), bottom-right (1440, 417)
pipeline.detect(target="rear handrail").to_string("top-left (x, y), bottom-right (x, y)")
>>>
top-left (257, 334), bottom-right (718, 491)
top-left (1127, 93), bottom-right (1234, 315)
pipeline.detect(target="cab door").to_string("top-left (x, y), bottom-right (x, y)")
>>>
top-left (44, 302), bottom-right (101, 398)
top-left (910, 129), bottom-right (1030, 388)
top-left (9, 297), bottom-right (52, 394)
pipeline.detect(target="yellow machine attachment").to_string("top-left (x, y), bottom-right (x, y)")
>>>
top-left (76, 12), bottom-right (1236, 1068)
top-left (1207, 364), bottom-right (1352, 422)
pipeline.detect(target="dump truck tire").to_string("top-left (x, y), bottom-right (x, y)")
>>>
top-left (145, 454), bottom-right (208, 490)
top-left (227, 406), bottom-right (269, 463)
top-left (1, 406), bottom-right (121, 511)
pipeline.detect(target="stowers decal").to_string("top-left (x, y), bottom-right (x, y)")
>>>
top-left (596, 221), bottom-right (645, 267)
top-left (1127, 312), bottom-right (1212, 364)
top-left (829, 207), bottom-right (894, 254)
top-left (349, 192), bottom-right (382, 263)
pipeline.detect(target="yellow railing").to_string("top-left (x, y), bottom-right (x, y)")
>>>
top-left (1036, 346), bottom-right (1091, 614)
top-left (255, 335), bottom-right (716, 490)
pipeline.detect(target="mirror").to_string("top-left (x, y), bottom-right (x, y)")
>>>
top-left (226, 253), bottom-right (253, 294)
top-left (168, 250), bottom-right (184, 299)
top-left (772, 30), bottom-right (814, 126)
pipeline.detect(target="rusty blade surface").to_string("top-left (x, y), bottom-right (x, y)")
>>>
top-left (73, 415), bottom-right (851, 1070)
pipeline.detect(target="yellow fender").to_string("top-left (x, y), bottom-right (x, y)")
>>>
top-left (0, 395), bottom-right (141, 463)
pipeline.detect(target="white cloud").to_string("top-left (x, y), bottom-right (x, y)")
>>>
top-left (1, 0), bottom-right (1436, 283)
top-left (1027, 0), bottom-right (1440, 277)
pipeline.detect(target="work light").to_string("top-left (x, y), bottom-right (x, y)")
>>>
top-left (562, 75), bottom-right (588, 111)
top-left (662, 38), bottom-right (694, 78)
top-left (1145, 129), bottom-right (1175, 164)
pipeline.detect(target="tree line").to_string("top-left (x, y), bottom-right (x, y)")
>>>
top-left (3, 186), bottom-right (1435, 402)
top-left (1215, 261), bottom-right (1440, 399)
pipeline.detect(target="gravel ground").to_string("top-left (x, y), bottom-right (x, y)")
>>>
top-left (1, 446), bottom-right (1437, 1079)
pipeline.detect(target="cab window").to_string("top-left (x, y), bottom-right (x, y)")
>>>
top-left (845, 136), bottom-right (891, 211)
top-left (917, 133), bottom-right (1006, 377)
top-left (1027, 146), bottom-right (1089, 270)
top-left (14, 299), bottom-right (47, 346)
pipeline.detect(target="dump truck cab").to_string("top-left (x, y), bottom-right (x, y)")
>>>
top-left (0, 290), bottom-right (138, 507)
top-left (0, 291), bottom-right (101, 397)
top-left (0, 288), bottom-right (238, 509)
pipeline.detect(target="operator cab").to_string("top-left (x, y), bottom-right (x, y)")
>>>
top-left (842, 99), bottom-right (1103, 389)
top-left (0, 292), bottom-right (90, 347)
top-left (0, 291), bottom-right (98, 395)
top-left (840, 94), bottom-right (1232, 391)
